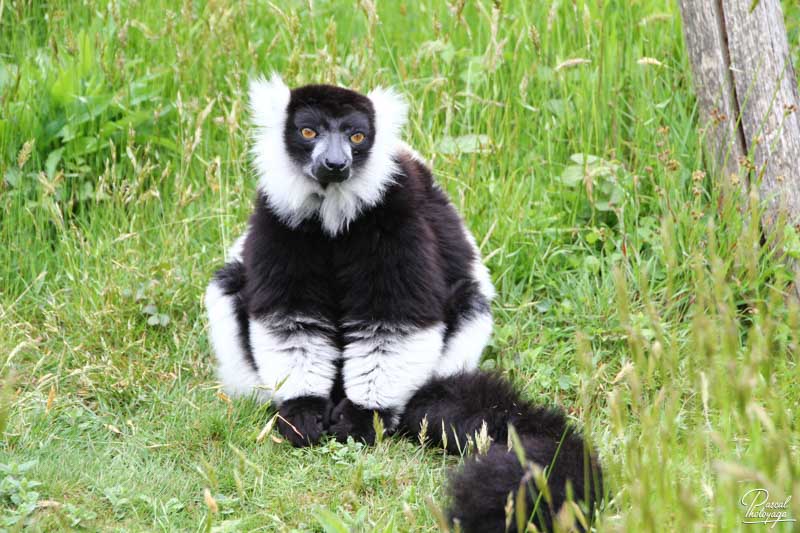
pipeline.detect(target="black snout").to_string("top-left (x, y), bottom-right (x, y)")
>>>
top-left (312, 133), bottom-right (353, 186)
top-left (315, 156), bottom-right (352, 185)
top-left (324, 159), bottom-right (348, 172)
top-left (316, 163), bottom-right (351, 185)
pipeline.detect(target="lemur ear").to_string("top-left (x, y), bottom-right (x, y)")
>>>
top-left (249, 73), bottom-right (291, 130)
top-left (367, 86), bottom-right (408, 141)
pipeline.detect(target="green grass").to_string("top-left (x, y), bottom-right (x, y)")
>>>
top-left (2, 0), bottom-right (799, 530)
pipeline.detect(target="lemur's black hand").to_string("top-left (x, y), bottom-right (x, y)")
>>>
top-left (328, 398), bottom-right (391, 445)
top-left (277, 396), bottom-right (328, 447)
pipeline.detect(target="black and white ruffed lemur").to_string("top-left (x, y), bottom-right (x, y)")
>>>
top-left (204, 74), bottom-right (603, 532)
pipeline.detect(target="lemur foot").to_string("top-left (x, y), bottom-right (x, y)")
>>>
top-left (328, 398), bottom-right (391, 445)
top-left (277, 396), bottom-right (328, 447)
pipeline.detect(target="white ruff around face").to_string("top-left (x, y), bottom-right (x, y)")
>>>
top-left (249, 74), bottom-right (408, 235)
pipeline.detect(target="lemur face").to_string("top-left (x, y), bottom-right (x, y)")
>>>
top-left (249, 74), bottom-right (407, 234)
top-left (283, 85), bottom-right (376, 187)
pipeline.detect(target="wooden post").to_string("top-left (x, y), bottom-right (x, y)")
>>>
top-left (678, 0), bottom-right (747, 190)
top-left (679, 0), bottom-right (800, 298)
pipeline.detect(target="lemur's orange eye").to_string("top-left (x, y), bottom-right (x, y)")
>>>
top-left (301, 128), bottom-right (317, 139)
top-left (350, 132), bottom-right (365, 144)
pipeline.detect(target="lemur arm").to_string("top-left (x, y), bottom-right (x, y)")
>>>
top-left (205, 227), bottom-right (266, 401)
top-left (426, 184), bottom-right (495, 377)
top-left (329, 159), bottom-right (455, 440)
top-left (337, 233), bottom-right (496, 413)
top-left (242, 201), bottom-right (342, 406)
top-left (206, 220), bottom-right (340, 446)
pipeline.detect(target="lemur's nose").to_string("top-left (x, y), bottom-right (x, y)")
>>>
top-left (324, 159), bottom-right (348, 171)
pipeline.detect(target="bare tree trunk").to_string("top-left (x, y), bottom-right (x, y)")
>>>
top-left (678, 0), bottom-right (747, 191)
top-left (679, 0), bottom-right (800, 299)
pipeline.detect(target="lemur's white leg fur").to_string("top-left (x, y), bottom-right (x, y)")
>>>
top-left (226, 229), bottom-right (248, 263)
top-left (436, 227), bottom-right (496, 377)
top-left (205, 281), bottom-right (264, 400)
top-left (342, 322), bottom-right (445, 414)
top-left (249, 315), bottom-right (339, 405)
top-left (466, 239), bottom-right (496, 304)
top-left (436, 312), bottom-right (494, 377)
top-left (206, 229), bottom-right (266, 401)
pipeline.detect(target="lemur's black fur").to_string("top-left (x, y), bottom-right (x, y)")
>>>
top-left (205, 79), bottom-right (603, 531)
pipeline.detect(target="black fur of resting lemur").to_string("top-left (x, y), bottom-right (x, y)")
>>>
top-left (204, 74), bottom-right (603, 532)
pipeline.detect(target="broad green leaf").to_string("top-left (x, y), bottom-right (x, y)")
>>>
top-left (314, 508), bottom-right (350, 533)
top-left (45, 148), bottom-right (64, 179)
top-left (558, 165), bottom-right (583, 187)
top-left (438, 134), bottom-right (491, 155)
top-left (4, 167), bottom-right (21, 188)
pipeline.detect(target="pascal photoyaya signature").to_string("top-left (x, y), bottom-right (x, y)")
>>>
top-left (740, 488), bottom-right (796, 528)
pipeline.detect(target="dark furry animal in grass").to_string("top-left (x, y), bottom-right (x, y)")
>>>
top-left (402, 372), bottom-right (603, 531)
top-left (204, 74), bottom-right (603, 532)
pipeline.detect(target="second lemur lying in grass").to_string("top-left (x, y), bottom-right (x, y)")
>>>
top-left (204, 74), bottom-right (603, 531)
